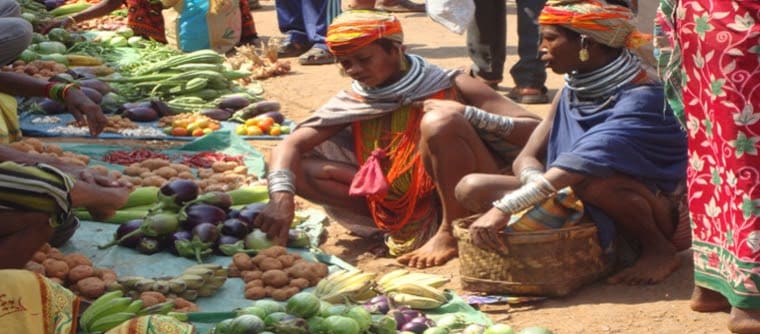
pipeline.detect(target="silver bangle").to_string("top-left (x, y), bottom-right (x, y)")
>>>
top-left (464, 105), bottom-right (515, 137)
top-left (518, 167), bottom-right (544, 185)
top-left (267, 169), bottom-right (295, 194)
top-left (492, 175), bottom-right (556, 214)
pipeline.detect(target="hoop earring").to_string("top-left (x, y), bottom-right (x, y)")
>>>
top-left (579, 35), bottom-right (590, 62)
top-left (399, 51), bottom-right (408, 72)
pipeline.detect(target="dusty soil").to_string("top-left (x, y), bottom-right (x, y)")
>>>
top-left (47, 2), bottom-right (731, 333)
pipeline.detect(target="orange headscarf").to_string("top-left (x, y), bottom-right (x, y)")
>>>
top-left (538, 0), bottom-right (650, 49)
top-left (325, 10), bottom-right (404, 56)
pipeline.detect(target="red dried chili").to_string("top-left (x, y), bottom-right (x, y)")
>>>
top-left (103, 149), bottom-right (170, 165)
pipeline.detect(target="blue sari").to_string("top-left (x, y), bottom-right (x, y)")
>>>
top-left (546, 83), bottom-right (688, 249)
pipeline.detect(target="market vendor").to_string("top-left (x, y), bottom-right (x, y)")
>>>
top-left (255, 10), bottom-right (540, 268)
top-left (457, 0), bottom-right (689, 284)
top-left (42, 0), bottom-right (260, 46)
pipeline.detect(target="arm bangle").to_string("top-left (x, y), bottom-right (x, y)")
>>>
top-left (492, 175), bottom-right (557, 214)
top-left (464, 105), bottom-right (515, 138)
top-left (267, 169), bottom-right (296, 194)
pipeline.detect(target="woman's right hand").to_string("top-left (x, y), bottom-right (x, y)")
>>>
top-left (62, 87), bottom-right (108, 136)
top-left (255, 192), bottom-right (296, 245)
top-left (39, 18), bottom-right (71, 34)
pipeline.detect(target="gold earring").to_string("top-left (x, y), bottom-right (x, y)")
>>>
top-left (399, 52), bottom-right (408, 72)
top-left (579, 35), bottom-right (590, 62)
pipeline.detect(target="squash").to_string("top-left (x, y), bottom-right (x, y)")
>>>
top-left (228, 314), bottom-right (265, 334)
top-left (285, 292), bottom-right (321, 318)
top-left (324, 315), bottom-right (361, 334)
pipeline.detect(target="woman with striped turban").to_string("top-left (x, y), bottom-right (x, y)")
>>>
top-left (256, 10), bottom-right (540, 268)
top-left (461, 0), bottom-right (689, 285)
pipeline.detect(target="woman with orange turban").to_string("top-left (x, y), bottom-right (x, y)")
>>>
top-left (460, 0), bottom-right (689, 285)
top-left (255, 10), bottom-right (540, 268)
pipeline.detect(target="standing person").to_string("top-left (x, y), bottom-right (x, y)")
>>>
top-left (256, 10), bottom-right (540, 268)
top-left (459, 0), bottom-right (689, 284)
top-left (275, 0), bottom-right (341, 65)
top-left (467, 0), bottom-right (549, 104)
top-left (44, 0), bottom-right (260, 46)
top-left (657, 1), bottom-right (760, 333)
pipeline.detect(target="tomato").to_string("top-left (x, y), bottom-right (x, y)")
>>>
top-left (269, 127), bottom-right (282, 136)
top-left (244, 118), bottom-right (259, 126)
top-left (235, 125), bottom-right (247, 135)
top-left (192, 128), bottom-right (205, 137)
top-left (246, 126), bottom-right (263, 136)
top-left (172, 119), bottom-right (188, 128)
top-left (257, 117), bottom-right (275, 129)
top-left (203, 128), bottom-right (213, 135)
top-left (195, 119), bottom-right (210, 129)
top-left (171, 127), bottom-right (189, 136)
top-left (207, 122), bottom-right (221, 130)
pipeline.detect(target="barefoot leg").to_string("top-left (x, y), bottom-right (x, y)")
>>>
top-left (0, 212), bottom-right (52, 268)
top-left (397, 110), bottom-right (501, 268)
top-left (690, 285), bottom-right (730, 312)
top-left (729, 307), bottom-right (760, 334)
top-left (575, 175), bottom-right (680, 284)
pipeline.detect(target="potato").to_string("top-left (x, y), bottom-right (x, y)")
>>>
top-left (63, 253), bottom-right (92, 269)
top-left (42, 259), bottom-right (69, 280)
top-left (31, 251), bottom-right (47, 263)
top-left (232, 253), bottom-right (255, 271)
top-left (261, 270), bottom-right (289, 288)
top-left (46, 248), bottom-right (65, 260)
top-left (98, 268), bottom-right (118, 284)
top-left (227, 264), bottom-right (242, 277)
top-left (277, 254), bottom-right (296, 268)
top-left (88, 165), bottom-right (109, 175)
top-left (289, 278), bottom-right (310, 290)
top-left (77, 277), bottom-right (106, 299)
top-left (154, 166), bottom-right (178, 179)
top-left (258, 257), bottom-right (283, 271)
top-left (24, 261), bottom-right (45, 275)
top-left (68, 265), bottom-right (96, 282)
top-left (270, 286), bottom-right (299, 301)
top-left (245, 286), bottom-right (267, 300)
top-left (242, 270), bottom-right (263, 283)
top-left (140, 291), bottom-right (167, 307)
top-left (245, 279), bottom-right (264, 289)
top-left (259, 246), bottom-right (287, 258)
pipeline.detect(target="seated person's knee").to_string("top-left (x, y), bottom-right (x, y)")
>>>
top-left (455, 174), bottom-right (490, 212)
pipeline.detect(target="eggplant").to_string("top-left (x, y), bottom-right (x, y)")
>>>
top-left (150, 99), bottom-right (174, 116)
top-left (363, 295), bottom-right (390, 314)
top-left (255, 110), bottom-right (285, 124)
top-left (167, 230), bottom-right (193, 255)
top-left (216, 95), bottom-right (251, 110)
top-left (175, 222), bottom-right (220, 263)
top-left (201, 108), bottom-right (233, 121)
top-left (237, 202), bottom-right (266, 226)
top-left (115, 219), bottom-right (144, 248)
top-left (389, 308), bottom-right (422, 330)
top-left (229, 100), bottom-right (281, 123)
top-left (37, 98), bottom-right (67, 114)
top-left (286, 229), bottom-right (310, 248)
top-left (400, 319), bottom-right (430, 334)
top-left (214, 234), bottom-right (241, 255)
top-left (136, 236), bottom-right (163, 255)
top-left (99, 92), bottom-right (122, 114)
top-left (155, 180), bottom-right (199, 211)
top-left (124, 106), bottom-right (159, 122)
top-left (187, 191), bottom-right (233, 211)
top-left (180, 203), bottom-right (227, 229)
top-left (221, 218), bottom-right (248, 238)
top-left (121, 101), bottom-right (153, 110)
top-left (227, 209), bottom-right (241, 219)
top-left (78, 79), bottom-right (111, 95)
top-left (99, 213), bottom-right (180, 249)
top-left (79, 86), bottom-right (103, 104)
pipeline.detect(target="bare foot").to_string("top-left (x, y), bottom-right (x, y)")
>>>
top-left (396, 230), bottom-right (458, 268)
top-left (690, 286), bottom-right (730, 312)
top-left (606, 245), bottom-right (680, 284)
top-left (729, 307), bottom-right (760, 334)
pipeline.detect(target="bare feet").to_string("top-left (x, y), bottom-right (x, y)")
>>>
top-left (606, 244), bottom-right (680, 284)
top-left (690, 286), bottom-right (730, 312)
top-left (396, 230), bottom-right (458, 268)
top-left (729, 307), bottom-right (760, 334)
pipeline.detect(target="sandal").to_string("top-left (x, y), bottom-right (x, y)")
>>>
top-left (378, 0), bottom-right (425, 12)
top-left (507, 86), bottom-right (549, 104)
top-left (277, 41), bottom-right (311, 58)
top-left (298, 47), bottom-right (336, 65)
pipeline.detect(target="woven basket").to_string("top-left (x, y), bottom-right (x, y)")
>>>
top-left (453, 214), bottom-right (610, 297)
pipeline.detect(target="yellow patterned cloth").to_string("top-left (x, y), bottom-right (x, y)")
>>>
top-left (538, 0), bottom-right (650, 49)
top-left (507, 187), bottom-right (585, 232)
top-left (326, 10), bottom-right (403, 56)
top-left (0, 269), bottom-right (79, 334)
top-left (0, 93), bottom-right (21, 144)
top-left (105, 315), bottom-right (194, 334)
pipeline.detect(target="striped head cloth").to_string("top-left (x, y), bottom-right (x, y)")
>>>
top-left (538, 0), bottom-right (650, 49)
top-left (326, 10), bottom-right (404, 56)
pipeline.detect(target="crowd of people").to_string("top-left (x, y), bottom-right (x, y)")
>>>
top-left (0, 0), bottom-right (758, 333)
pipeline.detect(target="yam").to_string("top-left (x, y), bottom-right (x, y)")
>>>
top-left (245, 286), bottom-right (267, 300)
top-left (242, 270), bottom-right (263, 283)
top-left (173, 297), bottom-right (197, 311)
top-left (140, 291), bottom-right (167, 307)
top-left (289, 278), bottom-right (310, 290)
top-left (68, 265), bottom-right (96, 282)
top-left (63, 253), bottom-right (92, 269)
top-left (261, 269), bottom-right (289, 288)
top-left (31, 251), bottom-right (47, 263)
top-left (232, 253), bottom-right (255, 271)
top-left (277, 254), bottom-right (296, 268)
top-left (245, 279), bottom-right (264, 289)
top-left (77, 277), bottom-right (106, 299)
top-left (42, 259), bottom-right (69, 280)
top-left (258, 257), bottom-right (283, 271)
top-left (98, 268), bottom-right (118, 284)
top-left (259, 246), bottom-right (287, 258)
top-left (270, 286), bottom-right (299, 301)
top-left (46, 248), bottom-right (65, 260)
top-left (154, 166), bottom-right (178, 179)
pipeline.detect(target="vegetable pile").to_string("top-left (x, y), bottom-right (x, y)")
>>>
top-left (24, 243), bottom-right (118, 300)
top-left (109, 263), bottom-right (226, 303)
top-left (9, 138), bottom-right (90, 166)
top-left (228, 246), bottom-right (329, 301)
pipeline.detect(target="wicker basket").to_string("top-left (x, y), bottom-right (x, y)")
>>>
top-left (453, 214), bottom-right (610, 297)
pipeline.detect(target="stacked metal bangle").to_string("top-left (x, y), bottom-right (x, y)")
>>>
top-left (464, 105), bottom-right (515, 138)
top-left (267, 169), bottom-right (295, 194)
top-left (492, 175), bottom-right (556, 214)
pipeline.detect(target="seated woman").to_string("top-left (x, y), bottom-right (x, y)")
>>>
top-left (456, 0), bottom-right (689, 284)
top-left (255, 10), bottom-right (540, 268)
top-left (43, 0), bottom-right (259, 45)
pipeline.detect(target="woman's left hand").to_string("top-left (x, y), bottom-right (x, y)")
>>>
top-left (63, 88), bottom-right (108, 136)
top-left (468, 207), bottom-right (512, 253)
top-left (422, 99), bottom-right (466, 114)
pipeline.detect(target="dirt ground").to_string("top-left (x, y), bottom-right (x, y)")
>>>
top-left (237, 3), bottom-right (738, 334)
